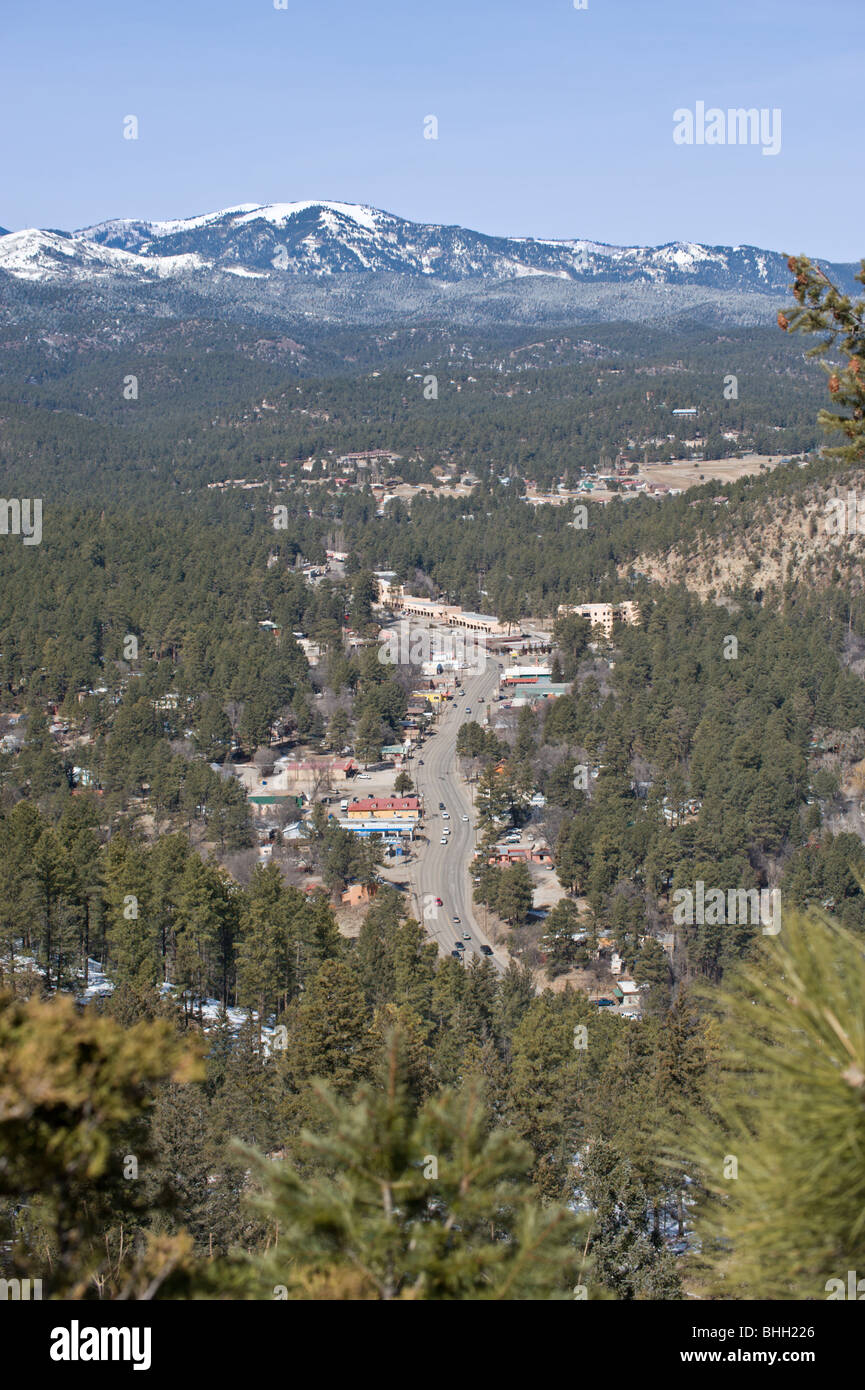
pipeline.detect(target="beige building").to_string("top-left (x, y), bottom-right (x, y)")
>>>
top-left (398, 596), bottom-right (461, 623)
top-left (557, 601), bottom-right (640, 637)
top-left (373, 571), bottom-right (404, 606)
top-left (397, 595), bottom-right (511, 635)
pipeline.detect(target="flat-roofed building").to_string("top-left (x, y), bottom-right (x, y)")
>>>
top-left (556, 601), bottom-right (640, 636)
top-left (336, 818), bottom-right (416, 839)
top-left (396, 595), bottom-right (511, 636)
top-left (399, 597), bottom-right (461, 623)
top-left (374, 571), bottom-right (403, 605)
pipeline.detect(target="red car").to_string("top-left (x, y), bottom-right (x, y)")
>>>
top-left (435, 896), bottom-right (443, 906)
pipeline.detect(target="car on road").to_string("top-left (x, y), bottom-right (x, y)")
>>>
top-left (479, 944), bottom-right (493, 956)
top-left (461, 814), bottom-right (469, 822)
top-left (442, 812), bottom-right (450, 819)
top-left (454, 940), bottom-right (465, 951)
top-left (440, 837), bottom-right (448, 845)
top-left (465, 707), bottom-right (471, 713)
top-left (418, 760), bottom-right (424, 766)
top-left (434, 896), bottom-right (443, 906)
top-left (462, 932), bottom-right (471, 941)
top-left (452, 915), bottom-right (461, 923)
top-left (438, 801), bottom-right (445, 810)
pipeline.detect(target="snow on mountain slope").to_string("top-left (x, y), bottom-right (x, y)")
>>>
top-left (0, 202), bottom-right (855, 324)
top-left (0, 227), bottom-right (206, 282)
top-left (232, 200), bottom-right (381, 232)
top-left (52, 201), bottom-right (810, 289)
top-left (0, 229), bottom-right (143, 281)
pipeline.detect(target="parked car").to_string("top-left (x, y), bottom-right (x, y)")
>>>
top-left (450, 950), bottom-right (463, 959)
top-left (479, 944), bottom-right (493, 956)
top-left (597, 998), bottom-right (616, 1008)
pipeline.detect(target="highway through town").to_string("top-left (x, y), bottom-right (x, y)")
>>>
top-left (404, 654), bottom-right (508, 972)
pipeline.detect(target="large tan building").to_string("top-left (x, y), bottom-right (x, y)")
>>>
top-left (374, 571), bottom-right (404, 606)
top-left (397, 595), bottom-right (511, 635)
top-left (557, 601), bottom-right (640, 637)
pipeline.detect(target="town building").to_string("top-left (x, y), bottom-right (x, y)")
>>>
top-left (345, 796), bottom-right (421, 822)
top-left (396, 595), bottom-right (512, 636)
top-left (374, 571), bottom-right (403, 606)
top-left (556, 601), bottom-right (640, 637)
top-left (488, 845), bottom-right (553, 867)
top-left (336, 817), bottom-right (416, 840)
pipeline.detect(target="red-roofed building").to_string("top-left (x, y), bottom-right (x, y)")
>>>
top-left (346, 796), bottom-right (421, 821)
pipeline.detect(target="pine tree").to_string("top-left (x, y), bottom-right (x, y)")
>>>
top-left (236, 862), bottom-right (295, 1031)
top-left (102, 836), bottom-right (162, 1004)
top-left (0, 990), bottom-right (202, 1294)
top-left (0, 803), bottom-right (44, 989)
top-left (194, 697), bottom-right (233, 762)
top-left (288, 959), bottom-right (373, 1098)
top-left (580, 1139), bottom-right (681, 1300)
top-left (354, 708), bottom-right (384, 766)
top-left (781, 255), bottom-right (865, 464)
top-left (287, 889), bottom-right (344, 992)
top-left (248, 1030), bottom-right (584, 1300)
top-left (31, 828), bottom-right (80, 991)
top-left (507, 991), bottom-right (590, 1200)
top-left (147, 1080), bottom-right (213, 1250)
top-left (496, 861), bottom-right (533, 926)
top-left (685, 910), bottom-right (865, 1299)
top-left (172, 857), bottom-right (233, 1021)
top-left (390, 915), bottom-right (437, 1019)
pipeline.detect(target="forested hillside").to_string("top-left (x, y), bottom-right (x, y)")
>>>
top-left (2, 281), bottom-right (865, 1303)
top-left (0, 319), bottom-right (823, 499)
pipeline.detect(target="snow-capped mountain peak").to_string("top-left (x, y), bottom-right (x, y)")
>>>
top-left (0, 200), bottom-right (855, 326)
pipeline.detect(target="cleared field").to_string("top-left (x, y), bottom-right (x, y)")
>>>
top-left (637, 452), bottom-right (789, 489)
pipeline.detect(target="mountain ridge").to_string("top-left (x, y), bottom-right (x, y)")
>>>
top-left (1, 201), bottom-right (858, 328)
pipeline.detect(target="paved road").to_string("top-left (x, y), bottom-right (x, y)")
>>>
top-left (404, 655), bottom-right (508, 972)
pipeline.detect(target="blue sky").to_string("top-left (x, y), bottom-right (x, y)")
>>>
top-left (2, 0), bottom-right (862, 258)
